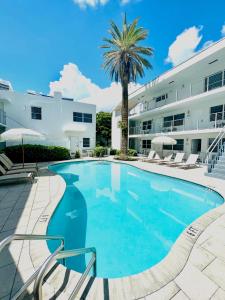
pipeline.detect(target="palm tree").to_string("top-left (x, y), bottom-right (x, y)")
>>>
top-left (101, 15), bottom-right (153, 157)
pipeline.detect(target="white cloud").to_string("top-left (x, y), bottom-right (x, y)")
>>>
top-left (49, 63), bottom-right (141, 112)
top-left (73, 0), bottom-right (109, 9)
top-left (221, 24), bottom-right (225, 37)
top-left (73, 0), bottom-right (135, 8)
top-left (202, 40), bottom-right (214, 49)
top-left (165, 26), bottom-right (203, 66)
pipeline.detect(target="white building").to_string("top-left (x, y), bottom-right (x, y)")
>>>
top-left (0, 80), bottom-right (96, 152)
top-left (112, 37), bottom-right (225, 161)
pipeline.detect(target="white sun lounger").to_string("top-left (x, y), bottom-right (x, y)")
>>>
top-left (177, 154), bottom-right (199, 169)
top-left (142, 150), bottom-right (155, 162)
top-left (0, 153), bottom-right (37, 170)
top-left (158, 154), bottom-right (173, 164)
top-left (0, 165), bottom-right (33, 184)
top-left (0, 156), bottom-right (38, 175)
top-left (148, 153), bottom-right (161, 163)
top-left (165, 152), bottom-right (185, 166)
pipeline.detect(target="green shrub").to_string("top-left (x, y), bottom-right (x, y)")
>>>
top-left (110, 149), bottom-right (117, 155)
top-left (93, 146), bottom-right (106, 157)
top-left (127, 149), bottom-right (137, 157)
top-left (1, 144), bottom-right (70, 163)
top-left (74, 150), bottom-right (81, 159)
top-left (115, 149), bottom-right (137, 157)
top-left (116, 149), bottom-right (121, 156)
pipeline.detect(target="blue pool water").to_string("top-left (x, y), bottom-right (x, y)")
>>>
top-left (47, 161), bottom-right (223, 278)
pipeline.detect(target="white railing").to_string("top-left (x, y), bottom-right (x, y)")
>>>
top-left (129, 77), bottom-right (225, 117)
top-left (205, 125), bottom-right (225, 172)
top-left (129, 119), bottom-right (225, 136)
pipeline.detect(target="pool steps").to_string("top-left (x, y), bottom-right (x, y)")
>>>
top-left (0, 234), bottom-right (96, 300)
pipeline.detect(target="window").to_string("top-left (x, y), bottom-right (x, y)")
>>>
top-left (31, 107), bottom-right (42, 120)
top-left (0, 83), bottom-right (10, 90)
top-left (83, 138), bottom-right (90, 148)
top-left (155, 93), bottom-right (168, 103)
top-left (210, 105), bottom-right (223, 122)
top-left (204, 71), bottom-right (224, 92)
top-left (73, 112), bottom-right (92, 123)
top-left (73, 112), bottom-right (83, 122)
top-left (142, 140), bottom-right (151, 149)
top-left (163, 113), bottom-right (185, 128)
top-left (142, 120), bottom-right (152, 130)
top-left (173, 139), bottom-right (184, 151)
top-left (163, 116), bottom-right (173, 128)
top-left (163, 139), bottom-right (184, 151)
top-left (83, 113), bottom-right (92, 123)
top-left (163, 144), bottom-right (172, 150)
top-left (174, 113), bottom-right (185, 126)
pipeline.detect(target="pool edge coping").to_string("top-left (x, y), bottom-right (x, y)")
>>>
top-left (30, 158), bottom-right (225, 299)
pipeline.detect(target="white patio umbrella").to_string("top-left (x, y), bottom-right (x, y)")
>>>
top-left (0, 128), bottom-right (45, 167)
top-left (152, 135), bottom-right (177, 158)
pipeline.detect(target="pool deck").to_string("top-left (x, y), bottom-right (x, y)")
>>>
top-left (0, 157), bottom-right (225, 299)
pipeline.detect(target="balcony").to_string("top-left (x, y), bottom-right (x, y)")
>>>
top-left (129, 77), bottom-right (225, 117)
top-left (129, 118), bottom-right (225, 136)
top-left (0, 109), bottom-right (6, 126)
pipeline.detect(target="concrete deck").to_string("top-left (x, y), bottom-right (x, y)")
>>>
top-left (0, 158), bottom-right (225, 299)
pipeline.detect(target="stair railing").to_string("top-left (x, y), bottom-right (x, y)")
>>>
top-left (33, 247), bottom-right (96, 300)
top-left (205, 126), bottom-right (225, 173)
top-left (205, 125), bottom-right (225, 172)
top-left (209, 141), bottom-right (225, 173)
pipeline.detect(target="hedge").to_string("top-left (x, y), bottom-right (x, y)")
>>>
top-left (116, 149), bottom-right (138, 157)
top-left (110, 149), bottom-right (117, 155)
top-left (1, 144), bottom-right (70, 163)
top-left (93, 146), bottom-right (107, 157)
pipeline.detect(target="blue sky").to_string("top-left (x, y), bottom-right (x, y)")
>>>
top-left (0, 0), bottom-right (225, 111)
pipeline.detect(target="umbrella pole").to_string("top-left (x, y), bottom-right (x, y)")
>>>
top-left (22, 137), bottom-right (24, 168)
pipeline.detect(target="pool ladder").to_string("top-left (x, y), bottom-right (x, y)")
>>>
top-left (0, 234), bottom-right (96, 300)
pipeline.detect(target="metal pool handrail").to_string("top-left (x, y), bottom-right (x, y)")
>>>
top-left (33, 247), bottom-right (96, 300)
top-left (0, 234), bottom-right (65, 300)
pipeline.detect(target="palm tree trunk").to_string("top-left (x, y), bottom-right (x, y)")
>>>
top-left (121, 81), bottom-right (129, 156)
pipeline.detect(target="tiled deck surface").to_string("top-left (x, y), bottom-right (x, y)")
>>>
top-left (0, 158), bottom-right (225, 299)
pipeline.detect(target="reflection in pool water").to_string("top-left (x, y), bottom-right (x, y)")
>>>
top-left (47, 161), bottom-right (223, 278)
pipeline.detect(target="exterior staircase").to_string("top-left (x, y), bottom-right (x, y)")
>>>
top-left (205, 124), bottom-right (225, 179)
top-left (207, 143), bottom-right (225, 179)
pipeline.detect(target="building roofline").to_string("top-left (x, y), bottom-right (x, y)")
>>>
top-left (113, 36), bottom-right (225, 111)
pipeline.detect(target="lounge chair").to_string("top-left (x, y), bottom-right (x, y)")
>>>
top-left (157, 154), bottom-right (173, 164)
top-left (142, 150), bottom-right (155, 162)
top-left (0, 155), bottom-right (38, 175)
top-left (148, 153), bottom-right (161, 163)
top-left (0, 165), bottom-right (34, 184)
top-left (177, 154), bottom-right (199, 169)
top-left (0, 153), bottom-right (37, 170)
top-left (165, 152), bottom-right (185, 166)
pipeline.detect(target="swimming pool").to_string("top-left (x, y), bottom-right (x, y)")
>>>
top-left (47, 160), bottom-right (223, 279)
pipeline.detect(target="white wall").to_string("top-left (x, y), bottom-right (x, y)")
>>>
top-left (111, 40), bottom-right (225, 160)
top-left (0, 90), bottom-right (96, 151)
top-left (111, 110), bottom-right (121, 150)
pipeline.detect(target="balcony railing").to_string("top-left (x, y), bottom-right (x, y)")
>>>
top-left (129, 77), bottom-right (225, 117)
top-left (129, 118), bottom-right (225, 136)
top-left (0, 109), bottom-right (6, 126)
